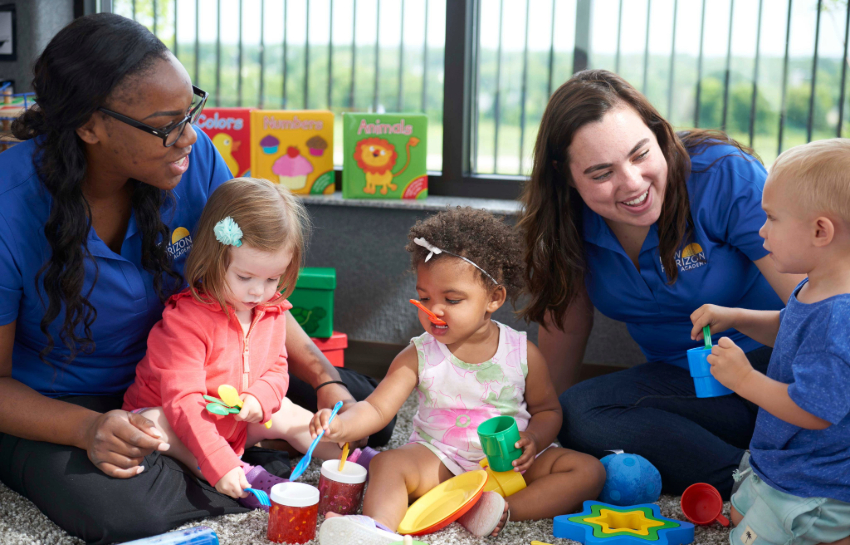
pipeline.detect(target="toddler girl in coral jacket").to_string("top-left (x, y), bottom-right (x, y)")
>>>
top-left (124, 178), bottom-right (344, 509)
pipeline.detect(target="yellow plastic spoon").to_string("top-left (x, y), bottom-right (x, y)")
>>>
top-left (218, 384), bottom-right (273, 429)
top-left (338, 442), bottom-right (350, 471)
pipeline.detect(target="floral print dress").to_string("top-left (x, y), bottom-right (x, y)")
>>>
top-left (408, 321), bottom-right (531, 474)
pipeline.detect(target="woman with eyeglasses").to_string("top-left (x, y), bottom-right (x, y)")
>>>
top-left (0, 13), bottom-right (391, 544)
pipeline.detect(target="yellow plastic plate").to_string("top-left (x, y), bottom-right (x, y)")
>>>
top-left (398, 470), bottom-right (488, 536)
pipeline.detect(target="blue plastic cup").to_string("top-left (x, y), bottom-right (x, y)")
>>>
top-left (686, 347), bottom-right (733, 398)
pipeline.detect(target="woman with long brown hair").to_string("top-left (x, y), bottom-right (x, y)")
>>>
top-left (518, 70), bottom-right (803, 498)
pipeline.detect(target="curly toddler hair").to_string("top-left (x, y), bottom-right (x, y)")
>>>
top-left (406, 207), bottom-right (526, 302)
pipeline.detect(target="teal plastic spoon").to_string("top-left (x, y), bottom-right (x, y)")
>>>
top-left (289, 400), bottom-right (343, 481)
top-left (703, 325), bottom-right (712, 350)
top-left (206, 402), bottom-right (240, 416)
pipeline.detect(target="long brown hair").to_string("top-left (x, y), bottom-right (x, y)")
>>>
top-left (184, 177), bottom-right (310, 315)
top-left (518, 69), bottom-right (757, 329)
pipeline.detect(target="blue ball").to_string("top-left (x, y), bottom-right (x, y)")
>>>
top-left (598, 453), bottom-right (662, 506)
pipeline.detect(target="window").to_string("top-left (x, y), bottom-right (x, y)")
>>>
top-left (102, 0), bottom-right (850, 198)
top-left (110, 0), bottom-right (445, 171)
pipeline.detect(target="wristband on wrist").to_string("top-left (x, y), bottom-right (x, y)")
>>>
top-left (314, 380), bottom-right (347, 392)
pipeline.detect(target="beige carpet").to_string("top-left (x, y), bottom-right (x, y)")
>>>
top-left (0, 394), bottom-right (733, 544)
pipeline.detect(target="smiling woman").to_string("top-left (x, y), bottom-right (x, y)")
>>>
top-left (517, 69), bottom-right (805, 500)
top-left (0, 12), bottom-right (391, 544)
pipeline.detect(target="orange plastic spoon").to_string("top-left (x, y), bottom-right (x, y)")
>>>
top-left (410, 299), bottom-right (447, 326)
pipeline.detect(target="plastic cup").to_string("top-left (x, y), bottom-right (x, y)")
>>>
top-left (477, 416), bottom-right (522, 472)
top-left (479, 458), bottom-right (526, 497)
top-left (267, 482), bottom-right (320, 544)
top-left (680, 483), bottom-right (730, 526)
top-left (317, 459), bottom-right (367, 516)
top-left (686, 347), bottom-right (733, 398)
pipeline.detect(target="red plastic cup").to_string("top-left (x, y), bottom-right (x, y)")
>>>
top-left (680, 483), bottom-right (730, 526)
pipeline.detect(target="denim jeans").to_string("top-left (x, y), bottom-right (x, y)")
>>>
top-left (558, 346), bottom-right (772, 499)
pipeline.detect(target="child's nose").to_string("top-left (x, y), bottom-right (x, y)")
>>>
top-left (248, 283), bottom-right (264, 296)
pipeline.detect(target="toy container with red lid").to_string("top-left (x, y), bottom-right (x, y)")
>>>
top-left (267, 482), bottom-right (319, 544)
top-left (317, 459), bottom-right (367, 515)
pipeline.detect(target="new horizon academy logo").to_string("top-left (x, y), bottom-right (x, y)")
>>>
top-left (167, 227), bottom-right (193, 259)
top-left (660, 243), bottom-right (707, 273)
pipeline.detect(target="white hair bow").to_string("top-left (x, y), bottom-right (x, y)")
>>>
top-left (413, 237), bottom-right (499, 286)
top-left (413, 237), bottom-right (442, 262)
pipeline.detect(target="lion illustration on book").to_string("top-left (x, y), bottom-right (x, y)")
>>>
top-left (353, 136), bottom-right (420, 195)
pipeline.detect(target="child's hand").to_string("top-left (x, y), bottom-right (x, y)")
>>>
top-left (235, 394), bottom-right (263, 424)
top-left (511, 432), bottom-right (538, 473)
top-left (690, 304), bottom-right (738, 342)
top-left (215, 466), bottom-right (249, 499)
top-left (310, 408), bottom-right (345, 442)
top-left (707, 337), bottom-right (753, 391)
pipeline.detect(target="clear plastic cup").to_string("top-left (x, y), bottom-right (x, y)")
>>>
top-left (267, 482), bottom-right (319, 544)
top-left (318, 460), bottom-right (367, 516)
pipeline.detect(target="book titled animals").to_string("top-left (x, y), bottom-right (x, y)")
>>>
top-left (342, 113), bottom-right (427, 199)
top-left (250, 110), bottom-right (335, 195)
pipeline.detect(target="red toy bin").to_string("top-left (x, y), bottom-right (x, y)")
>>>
top-left (311, 331), bottom-right (348, 367)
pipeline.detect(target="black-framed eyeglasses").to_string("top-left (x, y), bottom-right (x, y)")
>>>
top-left (98, 86), bottom-right (209, 147)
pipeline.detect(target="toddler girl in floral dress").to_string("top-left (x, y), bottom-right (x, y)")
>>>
top-left (310, 208), bottom-right (605, 544)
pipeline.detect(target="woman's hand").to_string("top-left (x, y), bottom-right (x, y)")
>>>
top-left (83, 410), bottom-right (170, 478)
top-left (707, 337), bottom-right (753, 391)
top-left (310, 407), bottom-right (345, 443)
top-left (215, 466), bottom-right (250, 499)
top-left (690, 304), bottom-right (739, 342)
top-left (235, 394), bottom-right (263, 424)
top-left (511, 431), bottom-right (538, 473)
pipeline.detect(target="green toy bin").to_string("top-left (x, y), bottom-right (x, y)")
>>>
top-left (288, 268), bottom-right (336, 339)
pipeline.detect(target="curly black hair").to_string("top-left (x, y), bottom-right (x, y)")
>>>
top-left (406, 207), bottom-right (526, 303)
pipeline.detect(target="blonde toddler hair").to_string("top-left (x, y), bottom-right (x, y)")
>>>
top-left (184, 177), bottom-right (310, 311)
top-left (769, 138), bottom-right (850, 223)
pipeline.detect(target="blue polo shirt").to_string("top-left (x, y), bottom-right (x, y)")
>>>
top-left (750, 279), bottom-right (850, 502)
top-left (583, 144), bottom-right (784, 368)
top-left (0, 129), bottom-right (231, 397)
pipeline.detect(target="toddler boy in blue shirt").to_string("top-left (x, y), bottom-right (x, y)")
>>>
top-left (691, 139), bottom-right (850, 545)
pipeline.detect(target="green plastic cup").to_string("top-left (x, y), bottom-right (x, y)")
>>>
top-left (477, 415), bottom-right (522, 472)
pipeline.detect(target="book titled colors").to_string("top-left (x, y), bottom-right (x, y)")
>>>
top-left (196, 107), bottom-right (252, 177)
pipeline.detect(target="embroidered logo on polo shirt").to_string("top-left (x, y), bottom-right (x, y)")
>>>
top-left (167, 227), bottom-right (193, 259)
top-left (675, 243), bottom-right (707, 272)
top-left (661, 242), bottom-right (707, 273)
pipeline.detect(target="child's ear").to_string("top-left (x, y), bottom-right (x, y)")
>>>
top-left (486, 285), bottom-right (507, 313)
top-left (812, 216), bottom-right (835, 247)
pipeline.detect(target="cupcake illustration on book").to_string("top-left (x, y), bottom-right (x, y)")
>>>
top-left (273, 147), bottom-right (314, 190)
top-left (260, 135), bottom-right (280, 154)
top-left (306, 135), bottom-right (328, 157)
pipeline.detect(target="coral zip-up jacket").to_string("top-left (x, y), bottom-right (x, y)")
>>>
top-left (123, 289), bottom-right (292, 486)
